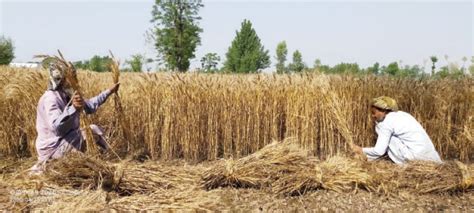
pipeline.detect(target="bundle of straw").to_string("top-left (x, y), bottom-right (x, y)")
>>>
top-left (44, 152), bottom-right (115, 190)
top-left (113, 163), bottom-right (174, 195)
top-left (273, 156), bottom-right (371, 196)
top-left (113, 161), bottom-right (205, 195)
top-left (202, 138), bottom-right (473, 196)
top-left (201, 138), bottom-right (317, 190)
top-left (274, 156), bottom-right (473, 197)
top-left (270, 169), bottom-right (323, 196)
top-left (35, 190), bottom-right (108, 211)
top-left (379, 160), bottom-right (472, 194)
top-left (43, 154), bottom-right (195, 195)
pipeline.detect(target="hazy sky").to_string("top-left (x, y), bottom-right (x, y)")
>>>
top-left (1, 0), bottom-right (472, 71)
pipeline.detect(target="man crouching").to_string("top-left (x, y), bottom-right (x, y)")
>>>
top-left (29, 63), bottom-right (119, 175)
top-left (352, 96), bottom-right (442, 165)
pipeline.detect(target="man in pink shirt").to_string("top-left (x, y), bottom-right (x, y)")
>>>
top-left (30, 63), bottom-right (119, 174)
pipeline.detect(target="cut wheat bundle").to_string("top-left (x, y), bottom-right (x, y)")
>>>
top-left (370, 160), bottom-right (473, 194)
top-left (274, 156), bottom-right (473, 197)
top-left (43, 153), bottom-right (201, 195)
top-left (273, 155), bottom-right (371, 196)
top-left (44, 152), bottom-right (115, 190)
top-left (201, 138), bottom-right (318, 190)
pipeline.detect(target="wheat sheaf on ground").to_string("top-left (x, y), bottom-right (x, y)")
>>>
top-left (201, 138), bottom-right (318, 190)
top-left (0, 140), bottom-right (472, 211)
top-left (202, 140), bottom-right (474, 196)
top-left (40, 140), bottom-right (472, 198)
top-left (42, 152), bottom-right (199, 195)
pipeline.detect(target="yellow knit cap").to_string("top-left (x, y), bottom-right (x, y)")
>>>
top-left (371, 96), bottom-right (398, 111)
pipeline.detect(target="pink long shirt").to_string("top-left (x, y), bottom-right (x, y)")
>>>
top-left (35, 89), bottom-right (111, 161)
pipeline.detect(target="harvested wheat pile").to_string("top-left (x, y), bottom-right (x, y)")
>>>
top-left (202, 140), bottom-right (473, 196)
top-left (113, 163), bottom-right (173, 195)
top-left (44, 153), bottom-right (115, 190)
top-left (39, 139), bottom-right (474, 198)
top-left (34, 190), bottom-right (108, 211)
top-left (44, 153), bottom-right (203, 195)
top-left (201, 138), bottom-right (318, 190)
top-left (113, 161), bottom-right (201, 195)
top-left (276, 157), bottom-right (473, 197)
top-left (109, 187), bottom-right (224, 211)
top-left (273, 156), bottom-right (371, 196)
top-left (369, 160), bottom-right (473, 194)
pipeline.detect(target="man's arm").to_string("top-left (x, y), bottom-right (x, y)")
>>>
top-left (83, 83), bottom-right (119, 114)
top-left (362, 123), bottom-right (392, 160)
top-left (83, 89), bottom-right (112, 114)
top-left (44, 94), bottom-right (78, 136)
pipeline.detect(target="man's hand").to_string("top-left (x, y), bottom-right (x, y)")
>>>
top-left (350, 144), bottom-right (363, 155)
top-left (72, 91), bottom-right (84, 110)
top-left (109, 83), bottom-right (120, 94)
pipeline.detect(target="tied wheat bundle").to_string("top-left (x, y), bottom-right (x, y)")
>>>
top-left (274, 156), bottom-right (474, 197)
top-left (201, 138), bottom-right (318, 190)
top-left (113, 163), bottom-right (176, 195)
top-left (370, 160), bottom-right (473, 194)
top-left (273, 156), bottom-right (371, 196)
top-left (201, 138), bottom-right (473, 196)
top-left (44, 152), bottom-right (115, 190)
top-left (35, 190), bottom-right (108, 212)
top-left (43, 153), bottom-right (196, 195)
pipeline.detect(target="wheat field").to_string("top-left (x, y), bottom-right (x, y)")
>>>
top-left (1, 66), bottom-right (473, 211)
top-left (0, 66), bottom-right (472, 162)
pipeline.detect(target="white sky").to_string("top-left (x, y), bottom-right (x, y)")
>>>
top-left (1, 0), bottom-right (472, 71)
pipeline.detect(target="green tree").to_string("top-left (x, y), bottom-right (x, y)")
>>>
top-left (318, 64), bottom-right (331, 73)
top-left (430, 56), bottom-right (438, 75)
top-left (461, 56), bottom-right (468, 72)
top-left (224, 19), bottom-right (270, 73)
top-left (367, 62), bottom-right (380, 75)
top-left (126, 54), bottom-right (151, 72)
top-left (151, 0), bottom-right (203, 72)
top-left (275, 41), bottom-right (288, 74)
top-left (399, 65), bottom-right (422, 77)
top-left (442, 63), bottom-right (465, 79)
top-left (329, 63), bottom-right (360, 74)
top-left (436, 66), bottom-right (450, 78)
top-left (73, 55), bottom-right (111, 72)
top-left (383, 62), bottom-right (400, 76)
top-left (0, 36), bottom-right (14, 65)
top-left (470, 56), bottom-right (474, 76)
top-left (89, 55), bottom-right (112, 72)
top-left (73, 60), bottom-right (90, 70)
top-left (313, 59), bottom-right (321, 69)
top-left (288, 50), bottom-right (305, 72)
top-left (200, 53), bottom-right (220, 73)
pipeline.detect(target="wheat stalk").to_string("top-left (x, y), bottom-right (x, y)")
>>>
top-left (108, 50), bottom-right (130, 159)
